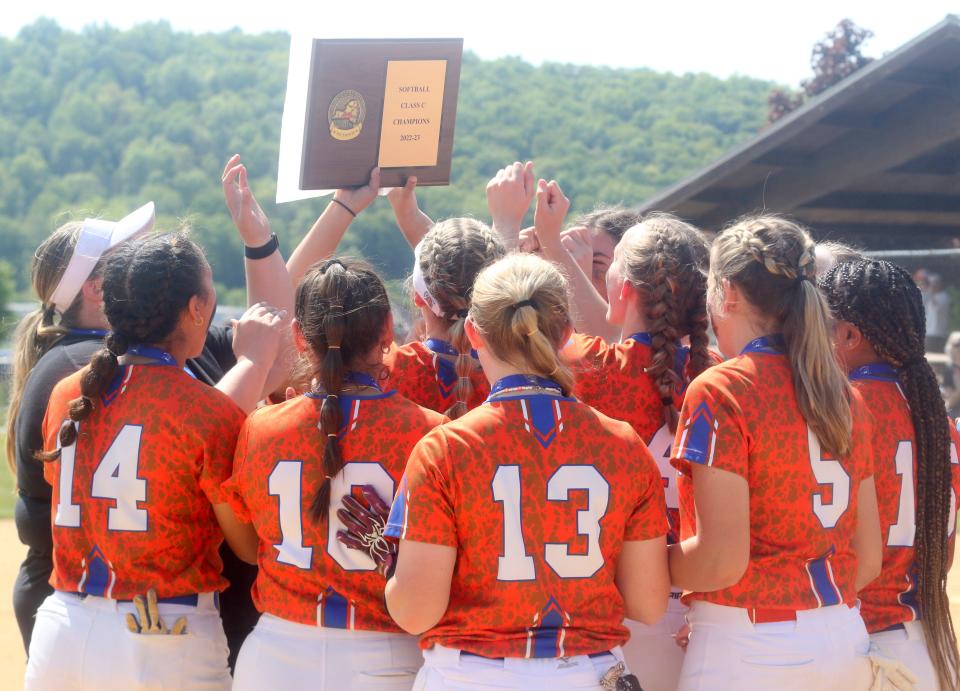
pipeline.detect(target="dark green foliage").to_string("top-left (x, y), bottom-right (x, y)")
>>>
top-left (0, 20), bottom-right (773, 293)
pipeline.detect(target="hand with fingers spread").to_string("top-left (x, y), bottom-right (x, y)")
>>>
top-left (332, 167), bottom-right (381, 219)
top-left (231, 302), bottom-right (289, 369)
top-left (533, 178), bottom-right (571, 250)
top-left (560, 225), bottom-right (594, 278)
top-left (222, 154), bottom-right (273, 247)
top-left (336, 484), bottom-right (397, 578)
top-left (125, 589), bottom-right (188, 635)
top-left (486, 161), bottom-right (535, 247)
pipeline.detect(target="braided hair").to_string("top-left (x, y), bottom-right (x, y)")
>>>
top-left (37, 233), bottom-right (210, 462)
top-left (296, 258), bottom-right (391, 521)
top-left (417, 218), bottom-right (506, 418)
top-left (711, 215), bottom-right (852, 457)
top-left (618, 214), bottom-right (711, 430)
top-left (820, 259), bottom-right (959, 690)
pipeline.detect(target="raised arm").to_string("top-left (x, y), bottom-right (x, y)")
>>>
top-left (387, 176), bottom-right (434, 248)
top-left (286, 168), bottom-right (381, 287)
top-left (486, 161), bottom-right (535, 251)
top-left (533, 179), bottom-right (619, 341)
top-left (215, 303), bottom-right (287, 413)
top-left (222, 155), bottom-right (294, 316)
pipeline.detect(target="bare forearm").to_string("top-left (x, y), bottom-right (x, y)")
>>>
top-left (392, 205), bottom-right (434, 248)
top-left (215, 357), bottom-right (272, 413)
top-left (286, 202), bottom-right (354, 287)
top-left (668, 536), bottom-right (745, 593)
top-left (245, 251), bottom-right (294, 315)
top-left (540, 239), bottom-right (618, 341)
top-left (384, 573), bottom-right (448, 635)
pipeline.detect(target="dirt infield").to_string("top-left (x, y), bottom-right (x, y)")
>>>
top-left (0, 520), bottom-right (959, 689)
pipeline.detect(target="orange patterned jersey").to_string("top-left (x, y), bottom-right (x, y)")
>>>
top-left (672, 335), bottom-right (874, 610)
top-left (564, 331), bottom-right (719, 544)
top-left (387, 379), bottom-right (668, 658)
top-left (223, 389), bottom-right (446, 630)
top-left (42, 364), bottom-right (245, 599)
top-left (384, 340), bottom-right (489, 414)
top-left (850, 363), bottom-right (960, 632)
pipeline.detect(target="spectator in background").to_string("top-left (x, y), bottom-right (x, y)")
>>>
top-left (941, 332), bottom-right (960, 418)
top-left (925, 273), bottom-right (951, 352)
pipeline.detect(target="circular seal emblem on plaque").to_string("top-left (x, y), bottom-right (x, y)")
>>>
top-left (328, 90), bottom-right (366, 141)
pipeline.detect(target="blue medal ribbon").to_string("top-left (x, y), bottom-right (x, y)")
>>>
top-left (126, 344), bottom-right (179, 367)
top-left (489, 374), bottom-right (563, 398)
top-left (849, 362), bottom-right (899, 382)
top-left (343, 371), bottom-right (382, 390)
top-left (425, 338), bottom-right (479, 361)
top-left (740, 334), bottom-right (786, 355)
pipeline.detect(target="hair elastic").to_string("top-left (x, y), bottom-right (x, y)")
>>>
top-left (327, 434), bottom-right (338, 439)
top-left (455, 308), bottom-right (469, 319)
top-left (327, 345), bottom-right (341, 349)
top-left (330, 198), bottom-right (356, 218)
top-left (512, 299), bottom-right (538, 311)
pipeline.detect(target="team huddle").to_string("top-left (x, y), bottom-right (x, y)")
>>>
top-left (7, 157), bottom-right (960, 690)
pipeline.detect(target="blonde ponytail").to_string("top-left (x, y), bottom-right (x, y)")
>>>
top-left (471, 254), bottom-right (574, 395)
top-left (711, 216), bottom-right (852, 457)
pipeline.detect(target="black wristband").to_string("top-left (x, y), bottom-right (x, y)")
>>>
top-left (244, 233), bottom-right (279, 260)
top-left (330, 198), bottom-right (357, 218)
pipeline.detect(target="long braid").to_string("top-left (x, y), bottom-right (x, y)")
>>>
top-left (418, 218), bottom-right (505, 418)
top-left (36, 233), bottom-right (210, 463)
top-left (297, 258), bottom-right (392, 522)
top-left (619, 214), bottom-right (711, 431)
top-left (821, 259), bottom-right (959, 690)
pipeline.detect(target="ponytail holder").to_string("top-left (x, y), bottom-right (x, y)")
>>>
top-left (526, 325), bottom-right (540, 337)
top-left (322, 258), bottom-right (345, 271)
top-left (326, 393), bottom-right (339, 401)
top-left (455, 308), bottom-right (469, 319)
top-left (327, 434), bottom-right (337, 439)
top-left (796, 273), bottom-right (811, 285)
top-left (661, 396), bottom-right (674, 405)
top-left (512, 299), bottom-right (538, 311)
top-left (327, 345), bottom-right (341, 350)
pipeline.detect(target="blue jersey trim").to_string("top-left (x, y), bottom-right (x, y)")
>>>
top-left (848, 362), bottom-right (899, 382)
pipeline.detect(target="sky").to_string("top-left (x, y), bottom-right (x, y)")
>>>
top-left (3, 0), bottom-right (957, 84)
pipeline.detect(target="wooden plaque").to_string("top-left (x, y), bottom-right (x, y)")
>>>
top-left (300, 38), bottom-right (463, 190)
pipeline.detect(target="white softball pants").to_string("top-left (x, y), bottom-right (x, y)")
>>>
top-left (622, 593), bottom-right (687, 691)
top-left (871, 621), bottom-right (939, 691)
top-left (232, 612), bottom-right (423, 691)
top-left (25, 590), bottom-right (230, 691)
top-left (678, 600), bottom-right (873, 691)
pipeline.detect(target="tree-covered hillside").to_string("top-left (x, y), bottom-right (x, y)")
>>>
top-left (0, 19), bottom-right (774, 297)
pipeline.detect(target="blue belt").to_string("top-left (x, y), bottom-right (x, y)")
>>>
top-left (67, 591), bottom-right (219, 609)
top-left (461, 650), bottom-right (613, 661)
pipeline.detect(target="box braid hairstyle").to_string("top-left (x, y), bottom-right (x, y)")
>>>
top-left (710, 215), bottom-right (852, 457)
top-left (618, 214), bottom-right (712, 431)
top-left (416, 218), bottom-right (505, 418)
top-left (295, 258), bottom-right (392, 521)
top-left (820, 258), bottom-right (959, 690)
top-left (469, 253), bottom-right (575, 396)
top-left (37, 232), bottom-right (210, 462)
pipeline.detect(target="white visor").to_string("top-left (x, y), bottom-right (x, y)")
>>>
top-left (49, 202), bottom-right (156, 315)
top-left (412, 240), bottom-right (447, 319)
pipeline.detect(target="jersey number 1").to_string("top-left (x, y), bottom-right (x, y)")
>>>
top-left (55, 423), bottom-right (148, 532)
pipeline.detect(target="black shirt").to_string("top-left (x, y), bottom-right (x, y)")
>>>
top-left (15, 325), bottom-right (236, 499)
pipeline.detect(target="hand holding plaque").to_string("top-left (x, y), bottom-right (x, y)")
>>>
top-left (289, 38), bottom-right (463, 194)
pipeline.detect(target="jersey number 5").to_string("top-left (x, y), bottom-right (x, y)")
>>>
top-left (55, 423), bottom-right (148, 532)
top-left (808, 427), bottom-right (850, 529)
top-left (492, 464), bottom-right (609, 580)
